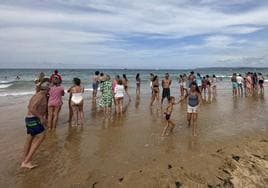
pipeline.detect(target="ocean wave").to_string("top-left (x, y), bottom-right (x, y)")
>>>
top-left (0, 84), bottom-right (13, 89)
top-left (0, 91), bottom-right (34, 97)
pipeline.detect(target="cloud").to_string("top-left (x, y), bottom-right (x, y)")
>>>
top-left (0, 1), bottom-right (268, 68)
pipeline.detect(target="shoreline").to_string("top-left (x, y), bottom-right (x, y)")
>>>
top-left (0, 91), bottom-right (267, 187)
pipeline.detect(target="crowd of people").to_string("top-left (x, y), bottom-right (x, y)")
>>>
top-left (21, 69), bottom-right (265, 169)
top-left (231, 72), bottom-right (265, 97)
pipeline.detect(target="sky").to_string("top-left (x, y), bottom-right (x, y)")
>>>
top-left (0, 0), bottom-right (268, 69)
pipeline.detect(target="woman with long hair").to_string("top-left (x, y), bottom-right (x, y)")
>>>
top-left (150, 75), bottom-right (160, 107)
top-left (122, 74), bottom-right (131, 101)
top-left (181, 81), bottom-right (202, 136)
top-left (136, 73), bottom-right (141, 96)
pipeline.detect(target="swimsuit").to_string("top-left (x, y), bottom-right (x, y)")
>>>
top-left (92, 82), bottom-right (99, 90)
top-left (165, 113), bottom-right (171, 120)
top-left (187, 94), bottom-right (198, 113)
top-left (71, 93), bottom-right (83, 105)
top-left (162, 88), bottom-right (170, 99)
top-left (25, 116), bottom-right (45, 136)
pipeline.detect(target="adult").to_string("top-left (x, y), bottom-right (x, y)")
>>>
top-left (178, 75), bottom-right (184, 97)
top-left (161, 73), bottom-right (172, 105)
top-left (236, 74), bottom-right (244, 96)
top-left (150, 75), bottom-right (160, 107)
top-left (253, 73), bottom-right (259, 92)
top-left (201, 76), bottom-right (207, 96)
top-left (100, 75), bottom-right (113, 117)
top-left (92, 71), bottom-right (100, 99)
top-left (47, 76), bottom-right (64, 130)
top-left (136, 73), bottom-right (141, 96)
top-left (182, 82), bottom-right (202, 137)
top-left (114, 79), bottom-right (125, 115)
top-left (196, 73), bottom-right (202, 92)
top-left (258, 73), bottom-right (264, 94)
top-left (122, 74), bottom-right (131, 101)
top-left (188, 71), bottom-right (196, 88)
top-left (231, 73), bottom-right (238, 97)
top-left (245, 72), bottom-right (253, 97)
top-left (70, 78), bottom-right (85, 126)
top-left (211, 75), bottom-right (217, 95)
top-left (49, 70), bottom-right (62, 84)
top-left (21, 81), bottom-right (49, 169)
top-left (112, 75), bottom-right (120, 105)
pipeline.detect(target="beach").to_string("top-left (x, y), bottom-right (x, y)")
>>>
top-left (0, 80), bottom-right (268, 188)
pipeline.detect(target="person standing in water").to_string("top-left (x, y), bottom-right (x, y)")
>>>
top-left (100, 75), bottom-right (113, 117)
top-left (150, 75), bottom-right (160, 107)
top-left (47, 76), bottom-right (64, 130)
top-left (236, 73), bottom-right (244, 96)
top-left (181, 82), bottom-right (202, 136)
top-left (70, 78), bottom-right (85, 126)
top-left (231, 73), bottom-right (238, 97)
top-left (49, 70), bottom-right (62, 84)
top-left (136, 73), bottom-right (141, 96)
top-left (21, 81), bottom-right (49, 169)
top-left (258, 73), bottom-right (265, 94)
top-left (161, 73), bottom-right (172, 105)
top-left (92, 71), bottom-right (100, 99)
top-left (122, 74), bottom-right (131, 101)
top-left (211, 75), bottom-right (217, 95)
top-left (114, 79), bottom-right (125, 115)
top-left (178, 75), bottom-right (184, 97)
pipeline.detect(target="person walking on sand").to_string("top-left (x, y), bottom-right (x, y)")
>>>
top-left (161, 96), bottom-right (179, 136)
top-left (122, 74), bottom-right (131, 101)
top-left (21, 81), bottom-right (49, 169)
top-left (47, 76), bottom-right (64, 130)
top-left (136, 73), bottom-right (141, 96)
top-left (114, 79), bottom-right (125, 115)
top-left (181, 82), bottom-right (202, 137)
top-left (70, 78), bottom-right (85, 126)
top-left (92, 71), bottom-right (100, 99)
top-left (161, 73), bottom-right (172, 105)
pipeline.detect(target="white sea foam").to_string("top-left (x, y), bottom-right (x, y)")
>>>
top-left (0, 91), bottom-right (34, 97)
top-left (0, 84), bottom-right (13, 89)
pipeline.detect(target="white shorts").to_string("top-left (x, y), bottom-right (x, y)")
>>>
top-left (187, 105), bottom-right (198, 113)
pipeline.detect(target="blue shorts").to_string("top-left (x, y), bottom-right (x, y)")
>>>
top-left (25, 117), bottom-right (45, 136)
top-left (92, 83), bottom-right (99, 90)
top-left (232, 82), bottom-right (238, 89)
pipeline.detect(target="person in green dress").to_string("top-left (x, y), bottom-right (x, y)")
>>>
top-left (100, 75), bottom-right (113, 117)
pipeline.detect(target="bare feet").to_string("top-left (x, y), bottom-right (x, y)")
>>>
top-left (21, 162), bottom-right (38, 169)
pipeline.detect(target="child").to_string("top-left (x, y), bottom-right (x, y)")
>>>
top-left (161, 96), bottom-right (178, 136)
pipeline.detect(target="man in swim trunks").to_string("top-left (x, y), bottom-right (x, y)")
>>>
top-left (21, 81), bottom-right (48, 169)
top-left (161, 73), bottom-right (172, 105)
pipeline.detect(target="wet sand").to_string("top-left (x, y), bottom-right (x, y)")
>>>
top-left (0, 88), bottom-right (268, 188)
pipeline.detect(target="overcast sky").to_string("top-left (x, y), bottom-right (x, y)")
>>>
top-left (0, 0), bottom-right (268, 69)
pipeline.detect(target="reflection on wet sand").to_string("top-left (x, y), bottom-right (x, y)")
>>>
top-left (0, 85), bottom-right (267, 187)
